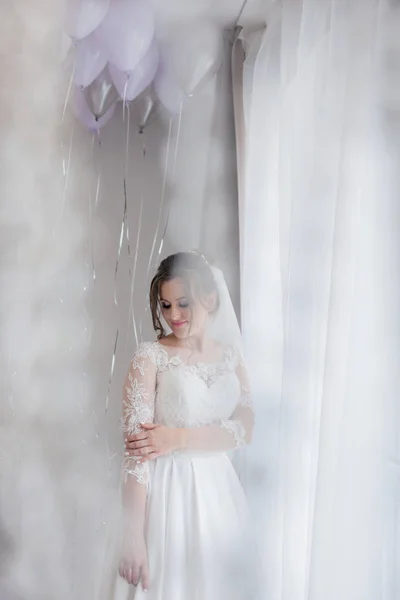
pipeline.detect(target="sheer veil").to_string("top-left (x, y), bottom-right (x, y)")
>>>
top-left (207, 264), bottom-right (248, 484)
top-left (208, 266), bottom-right (243, 354)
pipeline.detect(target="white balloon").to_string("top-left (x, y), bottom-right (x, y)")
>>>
top-left (98, 0), bottom-right (154, 72)
top-left (167, 21), bottom-right (224, 96)
top-left (154, 65), bottom-right (184, 115)
top-left (83, 69), bottom-right (119, 119)
top-left (133, 86), bottom-right (160, 131)
top-left (74, 88), bottom-right (116, 132)
top-left (74, 32), bottom-right (108, 88)
top-left (65, 0), bottom-right (111, 40)
top-left (109, 40), bottom-right (159, 102)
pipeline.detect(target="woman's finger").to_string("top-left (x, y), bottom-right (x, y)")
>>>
top-left (126, 439), bottom-right (149, 450)
top-left (125, 432), bottom-right (148, 443)
top-left (141, 558), bottom-right (150, 592)
top-left (138, 451), bottom-right (160, 463)
top-left (140, 422), bottom-right (159, 430)
top-left (131, 564), bottom-right (140, 587)
top-left (120, 563), bottom-right (129, 583)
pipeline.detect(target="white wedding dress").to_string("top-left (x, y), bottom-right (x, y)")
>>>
top-left (110, 341), bottom-right (255, 600)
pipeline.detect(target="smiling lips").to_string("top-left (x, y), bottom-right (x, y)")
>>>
top-left (171, 321), bottom-right (187, 329)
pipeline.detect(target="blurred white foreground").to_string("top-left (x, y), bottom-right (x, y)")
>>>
top-left (0, 1), bottom-right (399, 599)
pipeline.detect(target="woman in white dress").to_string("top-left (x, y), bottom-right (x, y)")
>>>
top-left (117, 251), bottom-right (254, 600)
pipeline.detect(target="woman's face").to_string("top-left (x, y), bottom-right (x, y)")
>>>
top-left (159, 277), bottom-right (211, 339)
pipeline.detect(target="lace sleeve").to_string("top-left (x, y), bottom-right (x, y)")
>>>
top-left (122, 343), bottom-right (157, 485)
top-left (219, 350), bottom-right (254, 448)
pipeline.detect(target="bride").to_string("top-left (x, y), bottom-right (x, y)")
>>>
top-left (116, 251), bottom-right (254, 599)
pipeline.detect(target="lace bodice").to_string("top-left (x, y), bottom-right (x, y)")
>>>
top-left (122, 341), bottom-right (253, 484)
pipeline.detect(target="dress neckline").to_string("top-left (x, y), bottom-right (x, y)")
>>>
top-left (152, 340), bottom-right (232, 370)
top-left (151, 341), bottom-right (237, 388)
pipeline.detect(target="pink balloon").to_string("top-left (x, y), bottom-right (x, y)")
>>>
top-left (74, 32), bottom-right (108, 88)
top-left (98, 0), bottom-right (154, 72)
top-left (108, 40), bottom-right (159, 102)
top-left (154, 65), bottom-right (184, 115)
top-left (73, 88), bottom-right (116, 132)
top-left (65, 0), bottom-right (111, 40)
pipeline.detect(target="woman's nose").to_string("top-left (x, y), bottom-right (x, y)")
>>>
top-left (171, 305), bottom-right (181, 321)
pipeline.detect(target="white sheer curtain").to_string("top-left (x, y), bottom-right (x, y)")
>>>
top-left (234, 1), bottom-right (398, 599)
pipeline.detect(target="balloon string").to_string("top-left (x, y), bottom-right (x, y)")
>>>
top-left (126, 135), bottom-right (146, 351)
top-left (174, 102), bottom-right (184, 171)
top-left (114, 106), bottom-right (131, 308)
top-left (124, 102), bottom-right (131, 173)
top-left (55, 121), bottom-right (74, 242)
top-left (139, 116), bottom-right (173, 343)
top-left (90, 133), bottom-right (102, 286)
top-left (107, 102), bottom-right (130, 435)
top-left (234, 0), bottom-right (250, 28)
top-left (122, 78), bottom-right (129, 120)
top-left (62, 57), bottom-right (76, 123)
top-left (158, 100), bottom-right (184, 251)
top-left (124, 104), bottom-right (133, 276)
top-left (94, 170), bottom-right (101, 209)
top-left (144, 117), bottom-right (173, 282)
top-left (126, 195), bottom-right (132, 275)
top-left (94, 133), bottom-right (102, 210)
top-left (139, 103), bottom-right (184, 341)
top-left (105, 109), bottom-right (130, 437)
top-left (53, 86), bottom-right (74, 266)
top-left (114, 199), bottom-right (126, 307)
top-left (105, 330), bottom-right (119, 415)
top-left (132, 196), bottom-right (143, 347)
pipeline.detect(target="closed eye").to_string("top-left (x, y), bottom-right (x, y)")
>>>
top-left (160, 298), bottom-right (190, 310)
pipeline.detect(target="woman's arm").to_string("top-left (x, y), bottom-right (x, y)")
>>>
top-left (119, 344), bottom-right (156, 589)
top-left (125, 355), bottom-right (254, 460)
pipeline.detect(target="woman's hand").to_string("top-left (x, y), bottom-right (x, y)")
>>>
top-left (119, 532), bottom-right (149, 590)
top-left (125, 423), bottom-right (187, 462)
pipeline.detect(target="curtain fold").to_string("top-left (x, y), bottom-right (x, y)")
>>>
top-left (234, 1), bottom-right (398, 598)
top-left (231, 29), bottom-right (246, 280)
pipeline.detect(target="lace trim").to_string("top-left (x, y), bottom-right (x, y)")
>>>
top-left (130, 341), bottom-right (165, 373)
top-left (152, 342), bottom-right (237, 389)
top-left (122, 342), bottom-right (253, 474)
top-left (122, 373), bottom-right (155, 434)
top-left (239, 393), bottom-right (253, 409)
top-left (123, 458), bottom-right (150, 485)
top-left (122, 343), bottom-right (156, 484)
top-left (220, 419), bottom-right (247, 448)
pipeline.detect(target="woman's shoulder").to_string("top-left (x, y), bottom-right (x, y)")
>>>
top-left (131, 340), bottom-right (167, 367)
top-left (223, 343), bottom-right (245, 368)
top-left (134, 340), bottom-right (158, 351)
